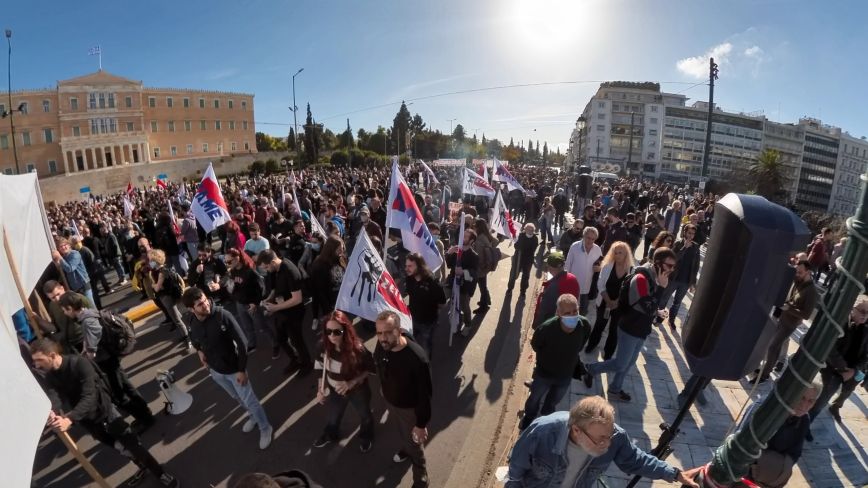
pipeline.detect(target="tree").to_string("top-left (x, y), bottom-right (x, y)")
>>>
top-left (452, 124), bottom-right (466, 143)
top-left (287, 128), bottom-right (296, 151)
top-left (303, 103), bottom-right (322, 165)
top-left (321, 129), bottom-right (337, 151)
top-left (509, 137), bottom-right (514, 148)
top-left (749, 149), bottom-right (786, 202)
top-left (256, 132), bottom-right (287, 152)
top-left (340, 119), bottom-right (354, 149)
top-left (543, 141), bottom-right (549, 163)
top-left (392, 101), bottom-right (412, 155)
top-left (410, 114), bottom-right (426, 135)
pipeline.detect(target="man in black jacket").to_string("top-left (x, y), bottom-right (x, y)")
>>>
top-left (446, 227), bottom-right (479, 337)
top-left (602, 208), bottom-right (628, 255)
top-left (659, 224), bottom-right (701, 331)
top-left (374, 311), bottom-right (433, 488)
top-left (507, 223), bottom-right (539, 296)
top-left (808, 296), bottom-right (868, 425)
top-left (186, 243), bottom-right (230, 303)
top-left (31, 338), bottom-right (179, 487)
top-left (183, 287), bottom-right (274, 450)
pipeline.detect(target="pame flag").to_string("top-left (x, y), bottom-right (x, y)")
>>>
top-left (335, 229), bottom-right (413, 332)
top-left (191, 162), bottom-right (232, 233)
top-left (492, 158), bottom-right (526, 193)
top-left (386, 159), bottom-right (443, 271)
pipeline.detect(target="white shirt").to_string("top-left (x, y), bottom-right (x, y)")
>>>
top-left (565, 240), bottom-right (603, 294)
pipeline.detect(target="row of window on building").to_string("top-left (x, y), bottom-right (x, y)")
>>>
top-left (152, 141), bottom-right (249, 159)
top-left (150, 119), bottom-right (249, 132)
top-left (1, 94), bottom-right (249, 114)
top-left (2, 160), bottom-right (58, 175)
top-left (0, 129), bottom-right (55, 148)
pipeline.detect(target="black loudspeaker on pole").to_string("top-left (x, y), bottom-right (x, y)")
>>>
top-left (681, 193), bottom-right (811, 380)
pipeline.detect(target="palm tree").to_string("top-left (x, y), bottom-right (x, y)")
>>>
top-left (749, 149), bottom-right (786, 201)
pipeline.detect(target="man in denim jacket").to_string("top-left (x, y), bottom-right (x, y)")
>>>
top-left (507, 396), bottom-right (700, 488)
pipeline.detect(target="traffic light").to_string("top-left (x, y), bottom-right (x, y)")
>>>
top-left (682, 194), bottom-right (810, 380)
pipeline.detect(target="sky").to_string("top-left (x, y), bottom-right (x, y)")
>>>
top-left (5, 0), bottom-right (868, 154)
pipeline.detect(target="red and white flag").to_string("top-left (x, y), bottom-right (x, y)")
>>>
top-left (191, 163), bottom-right (232, 233)
top-left (168, 201), bottom-right (181, 236)
top-left (448, 212), bottom-right (466, 345)
top-left (490, 190), bottom-right (518, 242)
top-left (335, 229), bottom-right (413, 332)
top-left (463, 167), bottom-right (495, 199)
top-left (386, 158), bottom-right (443, 271)
top-left (125, 181), bottom-right (134, 197)
top-left (156, 178), bottom-right (167, 190)
top-left (492, 158), bottom-right (526, 193)
top-left (122, 196), bottom-right (134, 218)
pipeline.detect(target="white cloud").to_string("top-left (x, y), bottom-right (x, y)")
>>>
top-left (744, 45), bottom-right (763, 58)
top-left (676, 42), bottom-right (733, 79)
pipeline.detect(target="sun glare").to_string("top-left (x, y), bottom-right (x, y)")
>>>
top-left (510, 0), bottom-right (586, 50)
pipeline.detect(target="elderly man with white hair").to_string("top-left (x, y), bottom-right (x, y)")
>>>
top-left (565, 226), bottom-right (603, 316)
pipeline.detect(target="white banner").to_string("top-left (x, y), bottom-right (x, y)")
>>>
top-left (432, 158), bottom-right (466, 167)
top-left (335, 230), bottom-right (413, 332)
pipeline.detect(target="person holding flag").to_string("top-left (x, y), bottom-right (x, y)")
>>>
top-left (490, 190), bottom-right (518, 242)
top-left (191, 162), bottom-right (233, 234)
top-left (463, 167), bottom-right (496, 201)
top-left (446, 217), bottom-right (479, 337)
top-left (491, 158), bottom-right (526, 194)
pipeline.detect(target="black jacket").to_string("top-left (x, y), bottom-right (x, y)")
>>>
top-left (825, 321), bottom-right (868, 373)
top-left (188, 306), bottom-right (249, 374)
top-left (229, 266), bottom-right (265, 305)
top-left (43, 355), bottom-right (114, 424)
top-left (603, 220), bottom-right (628, 255)
top-left (514, 233), bottom-right (539, 268)
top-left (374, 337), bottom-right (432, 428)
top-left (671, 239), bottom-right (701, 286)
top-left (406, 274), bottom-right (446, 324)
top-left (187, 257), bottom-right (230, 301)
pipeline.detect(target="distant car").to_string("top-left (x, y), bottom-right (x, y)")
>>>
top-left (593, 172), bottom-right (619, 183)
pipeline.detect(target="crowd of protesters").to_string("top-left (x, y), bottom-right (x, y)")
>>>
top-left (21, 159), bottom-right (867, 488)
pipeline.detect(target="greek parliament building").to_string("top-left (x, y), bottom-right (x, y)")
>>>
top-left (565, 82), bottom-right (868, 216)
top-left (0, 70), bottom-right (257, 182)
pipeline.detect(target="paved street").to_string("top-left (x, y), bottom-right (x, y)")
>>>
top-left (28, 240), bottom-right (868, 488)
top-left (30, 244), bottom-right (542, 488)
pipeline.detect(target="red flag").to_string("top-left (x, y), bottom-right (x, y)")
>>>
top-left (156, 179), bottom-right (167, 190)
top-left (126, 181), bottom-right (133, 196)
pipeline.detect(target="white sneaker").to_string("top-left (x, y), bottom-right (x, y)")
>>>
top-left (259, 425), bottom-right (273, 450)
top-left (242, 418), bottom-right (256, 433)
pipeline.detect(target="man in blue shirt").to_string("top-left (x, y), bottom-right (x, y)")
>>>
top-left (52, 237), bottom-right (94, 306)
top-left (507, 396), bottom-right (700, 488)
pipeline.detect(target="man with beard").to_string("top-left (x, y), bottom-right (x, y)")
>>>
top-left (374, 310), bottom-right (433, 488)
top-left (507, 396), bottom-right (700, 487)
top-left (187, 243), bottom-right (230, 304)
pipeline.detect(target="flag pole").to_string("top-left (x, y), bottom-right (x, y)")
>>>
top-left (4, 226), bottom-right (110, 487)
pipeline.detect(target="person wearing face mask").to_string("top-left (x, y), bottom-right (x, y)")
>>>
top-left (507, 223), bottom-right (539, 296)
top-left (532, 251), bottom-right (580, 330)
top-left (582, 247), bottom-right (677, 402)
top-left (507, 396), bottom-right (701, 488)
top-left (520, 294), bottom-right (590, 430)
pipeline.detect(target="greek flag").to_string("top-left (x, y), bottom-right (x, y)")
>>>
top-left (88, 45), bottom-right (101, 56)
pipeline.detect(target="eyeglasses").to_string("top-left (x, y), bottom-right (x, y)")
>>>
top-left (578, 425), bottom-right (614, 447)
top-left (662, 261), bottom-right (677, 271)
top-left (325, 328), bottom-right (345, 336)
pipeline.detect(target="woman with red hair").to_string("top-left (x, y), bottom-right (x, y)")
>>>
top-left (224, 221), bottom-right (247, 254)
top-left (312, 310), bottom-right (375, 452)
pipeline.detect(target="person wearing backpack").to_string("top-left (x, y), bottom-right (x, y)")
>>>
top-left (149, 249), bottom-right (193, 352)
top-left (59, 292), bottom-right (155, 434)
top-left (471, 218), bottom-right (498, 314)
top-left (582, 247), bottom-right (677, 402)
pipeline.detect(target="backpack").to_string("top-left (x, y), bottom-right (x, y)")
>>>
top-left (162, 267), bottom-right (186, 298)
top-left (98, 310), bottom-right (137, 356)
top-left (617, 267), bottom-right (654, 312)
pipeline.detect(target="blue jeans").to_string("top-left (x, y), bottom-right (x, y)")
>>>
top-left (323, 382), bottom-right (374, 441)
top-left (209, 368), bottom-right (271, 431)
top-left (412, 320), bottom-right (436, 360)
top-left (661, 280), bottom-right (690, 320)
top-left (586, 328), bottom-right (645, 393)
top-left (521, 370), bottom-right (571, 429)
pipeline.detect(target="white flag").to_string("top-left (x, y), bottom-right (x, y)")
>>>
top-left (419, 160), bottom-right (439, 186)
top-left (490, 191), bottom-right (518, 242)
top-left (386, 159), bottom-right (443, 271)
top-left (463, 167), bottom-right (496, 199)
top-left (335, 229), bottom-right (413, 332)
top-left (122, 196), bottom-right (134, 218)
top-left (448, 212), bottom-right (466, 346)
top-left (492, 158), bottom-right (526, 193)
top-left (191, 162), bottom-right (232, 233)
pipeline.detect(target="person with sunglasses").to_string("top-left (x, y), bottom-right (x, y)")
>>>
top-left (507, 395), bottom-right (700, 487)
top-left (582, 247), bottom-right (677, 402)
top-left (182, 286), bottom-right (274, 450)
top-left (312, 310), bottom-right (375, 452)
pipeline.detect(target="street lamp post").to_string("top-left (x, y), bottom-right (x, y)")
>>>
top-left (5, 29), bottom-right (20, 175)
top-left (291, 68), bottom-right (304, 154)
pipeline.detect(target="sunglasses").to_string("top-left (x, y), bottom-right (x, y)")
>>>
top-left (325, 328), bottom-right (345, 337)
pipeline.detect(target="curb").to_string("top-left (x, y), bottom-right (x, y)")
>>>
top-left (124, 302), bottom-right (159, 324)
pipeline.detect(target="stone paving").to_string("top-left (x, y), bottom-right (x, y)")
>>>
top-left (560, 291), bottom-right (868, 488)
